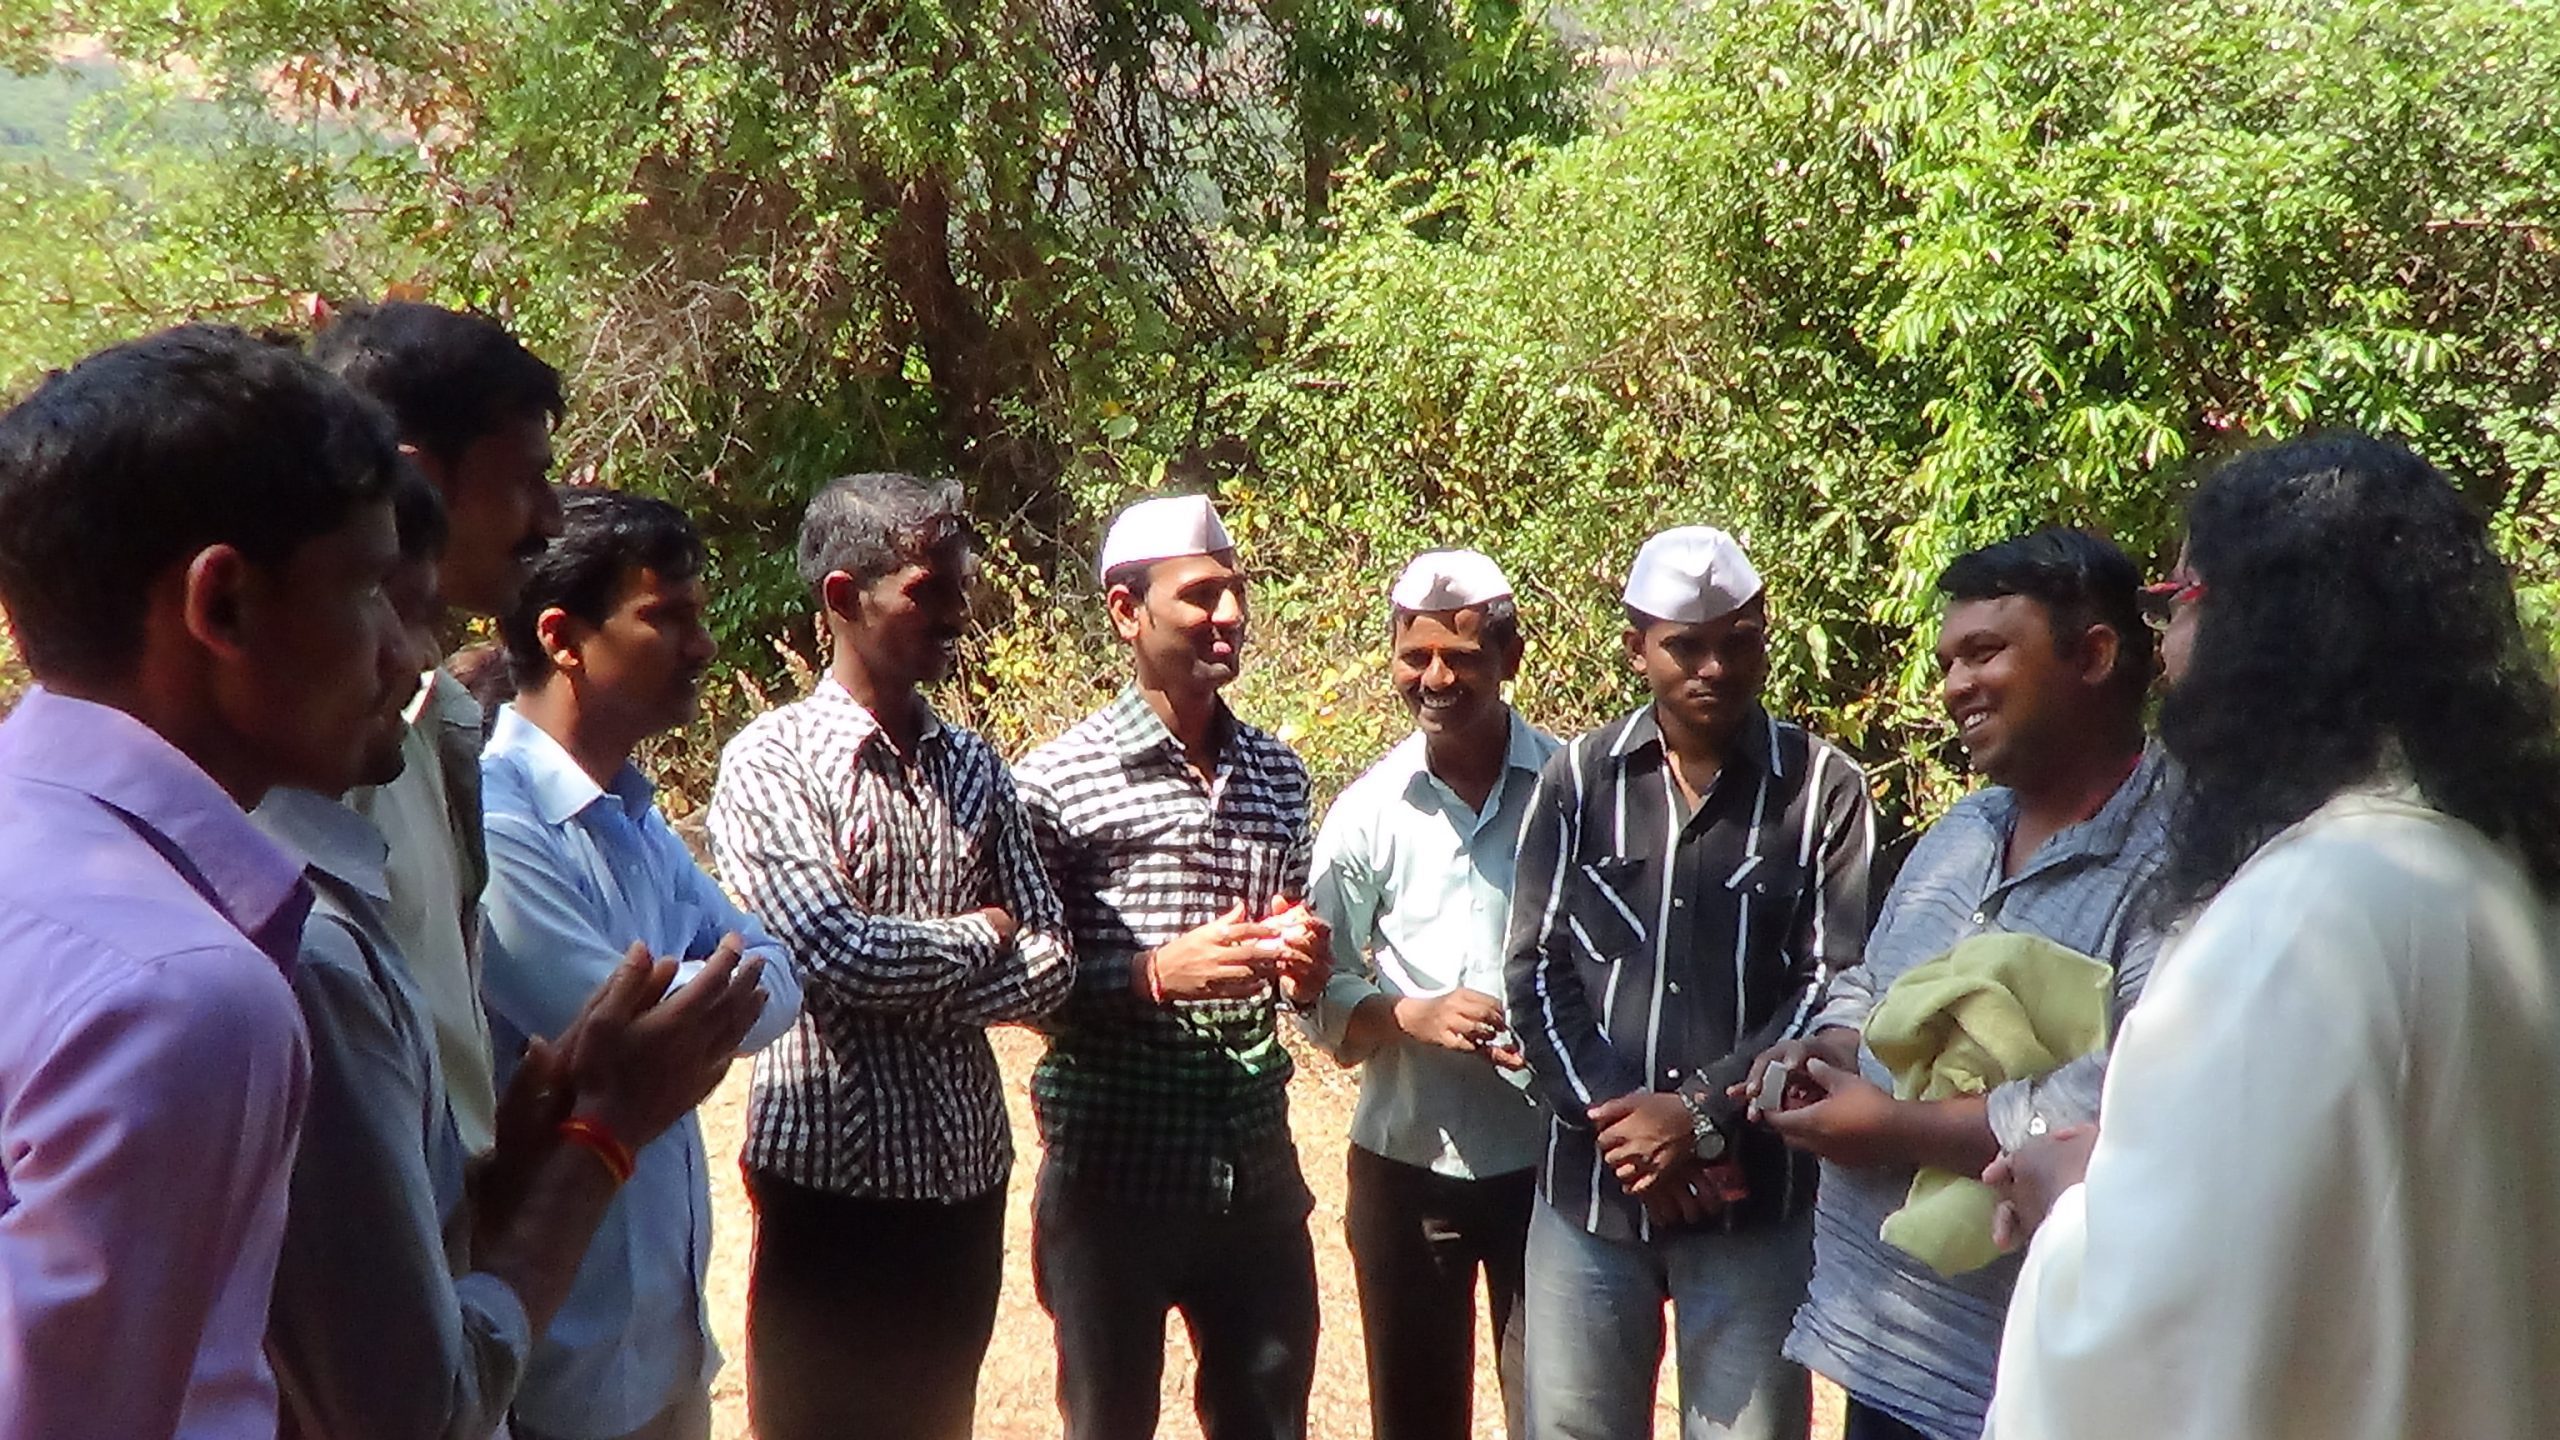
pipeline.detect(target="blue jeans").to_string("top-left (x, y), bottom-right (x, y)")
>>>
top-left (1522, 1201), bottom-right (1812, 1440)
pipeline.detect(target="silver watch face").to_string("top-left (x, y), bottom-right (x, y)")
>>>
top-left (1691, 1110), bottom-right (1727, 1161)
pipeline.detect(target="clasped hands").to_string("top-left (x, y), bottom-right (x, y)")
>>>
top-left (1139, 898), bottom-right (1332, 1007)
top-left (1585, 1090), bottom-right (1747, 1227)
top-left (476, 934), bottom-right (770, 1237)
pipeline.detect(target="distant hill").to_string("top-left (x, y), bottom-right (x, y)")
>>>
top-left (0, 60), bottom-right (122, 170)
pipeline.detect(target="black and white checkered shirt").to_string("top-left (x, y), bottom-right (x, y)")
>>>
top-left (1013, 686), bottom-right (1314, 1213)
top-left (708, 680), bottom-right (1074, 1201)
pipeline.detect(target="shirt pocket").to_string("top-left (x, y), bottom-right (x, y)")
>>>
top-left (1726, 856), bottom-right (1812, 978)
top-left (1566, 856), bottom-right (1649, 963)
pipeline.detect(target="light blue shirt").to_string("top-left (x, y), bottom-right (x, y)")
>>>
top-left (1304, 713), bottom-right (1556, 1179)
top-left (1787, 747), bottom-right (2177, 1440)
top-left (479, 705), bottom-right (801, 1439)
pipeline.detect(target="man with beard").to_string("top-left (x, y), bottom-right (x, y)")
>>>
top-left (1507, 525), bottom-right (1874, 1440)
top-left (1014, 494), bottom-right (1331, 1440)
top-left (708, 472), bottom-right (1074, 1440)
top-left (1746, 529), bottom-right (2174, 1440)
top-left (0, 325), bottom-right (406, 1439)
top-left (259, 474), bottom-right (775, 1440)
top-left (314, 301), bottom-right (569, 1156)
top-left (1984, 436), bottom-right (2560, 1438)
top-left (1302, 549), bottom-right (1554, 1440)
top-left (480, 491), bottom-right (803, 1440)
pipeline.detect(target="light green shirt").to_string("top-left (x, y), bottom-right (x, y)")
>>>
top-left (1305, 712), bottom-right (1556, 1179)
top-left (348, 669), bottom-right (496, 1154)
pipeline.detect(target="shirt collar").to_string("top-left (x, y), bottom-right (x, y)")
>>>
top-left (251, 786), bottom-right (394, 906)
top-left (485, 703), bottom-right (652, 827)
top-left (1106, 683), bottom-right (1236, 768)
top-left (1390, 710), bottom-right (1548, 799)
top-left (2000, 742), bottom-right (2174, 882)
top-left (1611, 702), bottom-right (1782, 778)
top-left (811, 676), bottom-right (946, 758)
top-left (0, 687), bottom-right (311, 967)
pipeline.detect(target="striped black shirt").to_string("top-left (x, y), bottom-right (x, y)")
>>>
top-left (1506, 704), bottom-right (1874, 1242)
top-left (1013, 686), bottom-right (1313, 1213)
top-left (707, 680), bottom-right (1075, 1200)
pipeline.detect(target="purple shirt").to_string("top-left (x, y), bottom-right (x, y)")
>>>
top-left (0, 688), bottom-right (313, 1440)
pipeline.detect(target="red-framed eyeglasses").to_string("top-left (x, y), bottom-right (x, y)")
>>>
top-left (2138, 577), bottom-right (2206, 630)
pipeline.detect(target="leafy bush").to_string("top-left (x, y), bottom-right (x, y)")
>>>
top-left (1208, 0), bottom-right (2560, 831)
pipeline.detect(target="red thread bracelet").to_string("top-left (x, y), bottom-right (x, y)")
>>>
top-left (1144, 949), bottom-right (1169, 1007)
top-left (558, 1115), bottom-right (636, 1184)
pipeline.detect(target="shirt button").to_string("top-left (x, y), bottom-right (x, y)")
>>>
top-left (1671, 897), bottom-right (1685, 909)
top-left (1666, 1067), bottom-right (1682, 1080)
top-left (1972, 911), bottom-right (1988, 925)
top-left (1668, 981), bottom-right (1682, 995)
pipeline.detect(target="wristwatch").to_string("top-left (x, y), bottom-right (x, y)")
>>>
top-left (1683, 1092), bottom-right (1728, 1162)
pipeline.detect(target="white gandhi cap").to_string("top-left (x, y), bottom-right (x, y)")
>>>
top-left (1621, 526), bottom-right (1763, 624)
top-left (1097, 494), bottom-right (1234, 581)
top-left (1389, 548), bottom-right (1513, 613)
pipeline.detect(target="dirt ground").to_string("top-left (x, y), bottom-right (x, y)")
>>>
top-left (696, 1028), bottom-right (1847, 1439)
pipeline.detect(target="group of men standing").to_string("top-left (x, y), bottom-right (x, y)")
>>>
top-left (11, 298), bottom-right (2560, 1440)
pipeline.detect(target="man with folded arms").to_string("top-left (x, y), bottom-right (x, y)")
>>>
top-left (709, 472), bottom-right (1073, 1440)
top-left (1304, 549), bottom-right (1555, 1440)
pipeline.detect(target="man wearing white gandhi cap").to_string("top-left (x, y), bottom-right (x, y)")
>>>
top-left (1507, 524), bottom-right (1877, 1440)
top-left (1013, 493), bottom-right (1332, 1440)
top-left (1298, 548), bottom-right (1557, 1440)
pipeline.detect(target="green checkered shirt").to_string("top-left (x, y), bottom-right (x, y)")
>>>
top-left (1013, 687), bottom-right (1312, 1213)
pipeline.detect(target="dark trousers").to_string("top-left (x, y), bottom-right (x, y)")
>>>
top-left (744, 1169), bottom-right (1005, 1440)
top-left (1344, 1146), bottom-right (1534, 1440)
top-left (1841, 1397), bottom-right (1935, 1440)
top-left (1032, 1168), bottom-right (1320, 1440)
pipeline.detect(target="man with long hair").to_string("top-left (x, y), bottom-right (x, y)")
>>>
top-left (1983, 432), bottom-right (2560, 1439)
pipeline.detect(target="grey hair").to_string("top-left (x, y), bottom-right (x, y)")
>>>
top-left (796, 471), bottom-right (972, 593)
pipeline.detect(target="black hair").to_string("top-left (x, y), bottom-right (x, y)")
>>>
top-left (498, 488), bottom-right (707, 688)
top-left (310, 301), bottom-right (564, 463)
top-left (1936, 526), bottom-right (2153, 703)
top-left (2158, 430), bottom-right (2560, 908)
top-left (1390, 593), bottom-right (1523, 652)
top-left (1622, 593), bottom-right (1768, 635)
top-left (390, 462), bottom-right (450, 562)
top-left (1102, 558), bottom-right (1159, 598)
top-left (797, 471), bottom-right (972, 598)
top-left (0, 324), bottom-right (402, 686)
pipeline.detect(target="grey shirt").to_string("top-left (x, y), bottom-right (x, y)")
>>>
top-left (255, 788), bottom-right (532, 1440)
top-left (1786, 748), bottom-right (2178, 1440)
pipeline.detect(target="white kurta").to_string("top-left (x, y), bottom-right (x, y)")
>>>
top-left (1985, 786), bottom-right (2560, 1440)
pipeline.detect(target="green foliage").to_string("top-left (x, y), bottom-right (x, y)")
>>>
top-left (1220, 0), bottom-right (2560, 831)
top-left (3, 0), bottom-right (2558, 842)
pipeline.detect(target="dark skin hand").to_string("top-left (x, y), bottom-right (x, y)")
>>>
top-left (1744, 1042), bottom-right (2002, 1177)
top-left (1140, 901), bottom-right (1279, 1001)
top-left (1634, 1156), bottom-right (1749, 1227)
top-left (466, 937), bottom-right (770, 1336)
top-left (1335, 987), bottom-right (1526, 1069)
top-left (1261, 897), bottom-right (1334, 1010)
top-left (1985, 1123), bottom-right (2099, 1251)
top-left (1591, 1091), bottom-right (1699, 1193)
